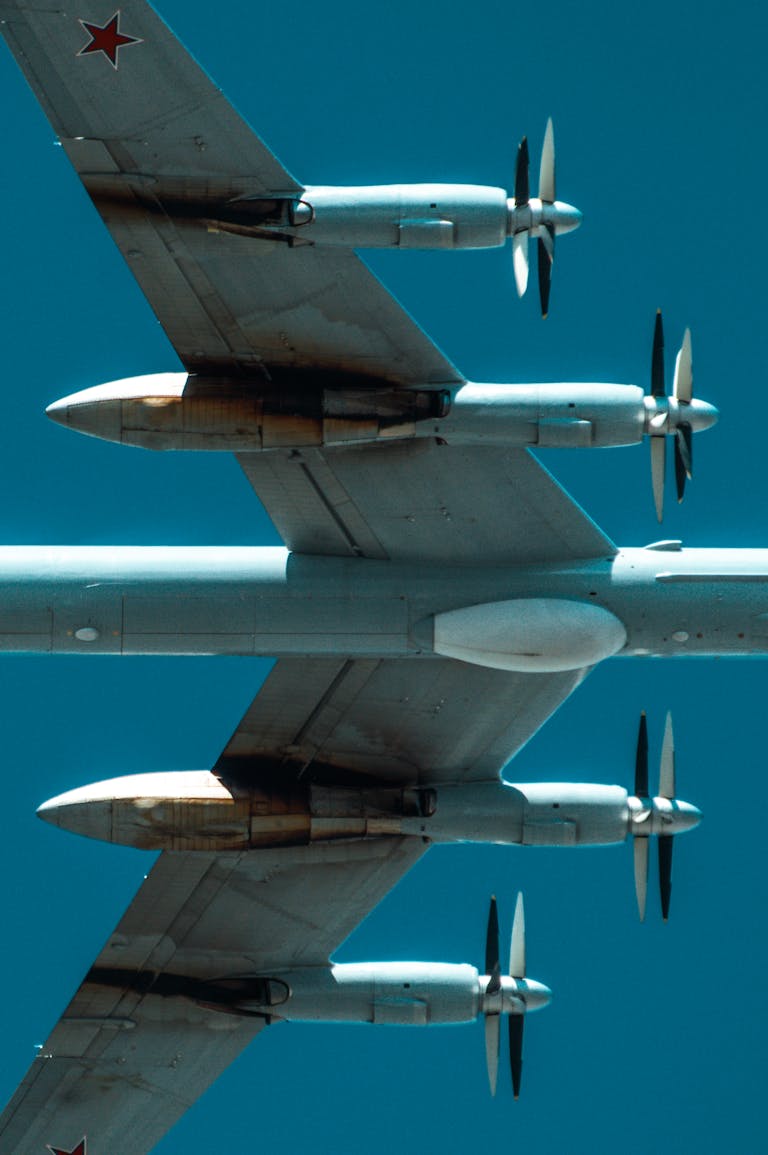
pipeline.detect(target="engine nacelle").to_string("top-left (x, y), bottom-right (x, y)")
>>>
top-left (47, 376), bottom-right (675, 454)
top-left (407, 781), bottom-right (632, 847)
top-left (45, 373), bottom-right (447, 452)
top-left (277, 962), bottom-right (483, 1024)
top-left (203, 184), bottom-right (582, 250)
top-left (234, 962), bottom-right (551, 1025)
top-left (36, 772), bottom-right (425, 851)
top-left (219, 184), bottom-right (511, 250)
top-left (93, 960), bottom-right (550, 1026)
top-left (39, 773), bottom-right (637, 852)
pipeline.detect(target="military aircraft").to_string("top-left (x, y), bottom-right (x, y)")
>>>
top-left (0, 0), bottom-right (735, 1152)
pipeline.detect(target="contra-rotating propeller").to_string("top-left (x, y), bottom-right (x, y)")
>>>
top-left (645, 310), bottom-right (717, 521)
top-left (483, 893), bottom-right (550, 1098)
top-left (630, 712), bottom-right (701, 921)
top-left (509, 119), bottom-right (580, 317)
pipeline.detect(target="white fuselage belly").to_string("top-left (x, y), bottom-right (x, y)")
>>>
top-left (0, 545), bottom-right (764, 660)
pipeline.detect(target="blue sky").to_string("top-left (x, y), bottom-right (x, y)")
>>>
top-left (0, 0), bottom-right (765, 1151)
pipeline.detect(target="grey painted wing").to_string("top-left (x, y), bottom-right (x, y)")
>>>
top-left (0, 837), bottom-right (422, 1155)
top-left (0, 0), bottom-right (300, 188)
top-left (216, 657), bottom-right (591, 786)
top-left (238, 441), bottom-right (616, 561)
top-left (0, 0), bottom-right (462, 384)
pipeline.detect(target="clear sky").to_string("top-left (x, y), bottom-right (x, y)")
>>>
top-left (0, 0), bottom-right (764, 1152)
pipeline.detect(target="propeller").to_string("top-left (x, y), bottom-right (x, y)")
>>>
top-left (629, 712), bottom-right (701, 921)
top-left (483, 893), bottom-right (549, 1098)
top-left (509, 119), bottom-right (580, 317)
top-left (646, 311), bottom-right (709, 521)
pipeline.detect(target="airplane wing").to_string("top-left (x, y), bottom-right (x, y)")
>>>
top-left (0, 837), bottom-right (423, 1155)
top-left (216, 656), bottom-right (591, 786)
top-left (0, 0), bottom-right (462, 386)
top-left (237, 440), bottom-right (615, 561)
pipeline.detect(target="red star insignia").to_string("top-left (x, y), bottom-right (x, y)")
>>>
top-left (47, 1138), bottom-right (86, 1155)
top-left (77, 12), bottom-right (142, 69)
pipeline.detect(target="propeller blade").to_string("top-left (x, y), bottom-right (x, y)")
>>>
top-left (537, 226), bottom-right (554, 318)
top-left (485, 1012), bottom-right (501, 1096)
top-left (659, 835), bottom-right (674, 921)
top-left (673, 328), bottom-right (693, 404)
top-left (674, 434), bottom-right (687, 503)
top-left (514, 136), bottom-right (530, 206)
top-left (633, 836), bottom-right (649, 922)
top-left (674, 425), bottom-right (693, 503)
top-left (677, 423), bottom-right (693, 479)
top-left (509, 1014), bottom-right (524, 1099)
top-left (486, 896), bottom-right (501, 992)
top-left (509, 892), bottom-right (526, 978)
top-left (513, 232), bottom-right (529, 297)
top-left (651, 310), bottom-right (666, 398)
top-left (539, 118), bottom-right (555, 204)
top-left (651, 434), bottom-right (666, 523)
top-left (634, 711), bottom-right (649, 797)
top-left (658, 712), bottom-right (675, 799)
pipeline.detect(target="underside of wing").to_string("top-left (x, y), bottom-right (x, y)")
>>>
top-left (216, 657), bottom-right (591, 787)
top-left (238, 441), bottom-right (616, 562)
top-left (0, 838), bottom-right (422, 1155)
top-left (0, 0), bottom-right (462, 386)
top-left (0, 0), bottom-right (300, 188)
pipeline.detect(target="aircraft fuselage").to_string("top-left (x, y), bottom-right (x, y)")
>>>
top-left (0, 545), bottom-right (766, 661)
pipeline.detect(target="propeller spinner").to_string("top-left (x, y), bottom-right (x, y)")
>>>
top-left (508, 119), bottom-right (581, 317)
top-left (482, 894), bottom-right (551, 1098)
top-left (630, 712), bottom-right (701, 921)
